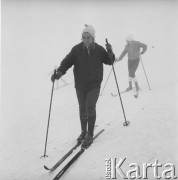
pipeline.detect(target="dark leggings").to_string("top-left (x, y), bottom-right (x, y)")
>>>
top-left (128, 58), bottom-right (140, 78)
top-left (76, 88), bottom-right (100, 135)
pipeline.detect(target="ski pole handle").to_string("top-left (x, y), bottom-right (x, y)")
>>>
top-left (105, 38), bottom-right (112, 53)
top-left (106, 38), bottom-right (109, 44)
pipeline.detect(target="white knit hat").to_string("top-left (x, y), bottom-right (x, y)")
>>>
top-left (82, 24), bottom-right (95, 39)
top-left (125, 34), bottom-right (134, 41)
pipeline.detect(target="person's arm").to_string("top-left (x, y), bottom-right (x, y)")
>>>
top-left (57, 47), bottom-right (75, 75)
top-left (106, 43), bottom-right (115, 65)
top-left (139, 42), bottom-right (147, 54)
top-left (118, 45), bottom-right (127, 61)
top-left (101, 44), bottom-right (115, 65)
top-left (51, 47), bottom-right (75, 82)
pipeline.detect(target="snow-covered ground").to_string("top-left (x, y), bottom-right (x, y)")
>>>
top-left (1, 0), bottom-right (178, 180)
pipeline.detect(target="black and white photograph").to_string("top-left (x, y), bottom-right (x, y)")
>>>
top-left (1, 0), bottom-right (178, 179)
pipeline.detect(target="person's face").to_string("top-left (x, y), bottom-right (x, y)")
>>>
top-left (82, 32), bottom-right (94, 47)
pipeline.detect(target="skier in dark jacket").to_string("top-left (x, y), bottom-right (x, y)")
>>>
top-left (51, 24), bottom-right (115, 148)
top-left (116, 34), bottom-right (147, 91)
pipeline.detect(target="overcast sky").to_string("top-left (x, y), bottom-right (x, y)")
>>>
top-left (1, 0), bottom-right (178, 120)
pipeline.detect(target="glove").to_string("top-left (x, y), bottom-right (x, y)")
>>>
top-left (115, 57), bottom-right (121, 62)
top-left (140, 51), bottom-right (144, 55)
top-left (105, 43), bottom-right (112, 52)
top-left (51, 71), bottom-right (62, 82)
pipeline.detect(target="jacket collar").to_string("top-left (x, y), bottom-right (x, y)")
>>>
top-left (82, 42), bottom-right (95, 50)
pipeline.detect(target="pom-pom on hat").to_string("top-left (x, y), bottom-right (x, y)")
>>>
top-left (82, 24), bottom-right (95, 39)
top-left (125, 34), bottom-right (134, 41)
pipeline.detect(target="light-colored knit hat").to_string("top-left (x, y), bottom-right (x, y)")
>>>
top-left (82, 24), bottom-right (95, 39)
top-left (125, 34), bottom-right (134, 41)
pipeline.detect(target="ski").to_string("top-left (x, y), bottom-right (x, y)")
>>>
top-left (53, 129), bottom-right (105, 180)
top-left (44, 142), bottom-right (81, 171)
top-left (111, 90), bottom-right (128, 97)
top-left (111, 88), bottom-right (135, 97)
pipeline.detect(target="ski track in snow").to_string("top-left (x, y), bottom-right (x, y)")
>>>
top-left (1, 57), bottom-right (177, 180)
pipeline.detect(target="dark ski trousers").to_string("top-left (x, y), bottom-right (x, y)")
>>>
top-left (76, 88), bottom-right (100, 135)
top-left (128, 58), bottom-right (140, 78)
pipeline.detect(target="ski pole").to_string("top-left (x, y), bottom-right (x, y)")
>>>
top-left (41, 70), bottom-right (56, 158)
top-left (140, 56), bottom-right (151, 90)
top-left (106, 39), bottom-right (130, 126)
top-left (100, 67), bottom-right (113, 96)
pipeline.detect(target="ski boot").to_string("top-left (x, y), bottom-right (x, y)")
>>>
top-left (81, 132), bottom-right (93, 149)
top-left (77, 131), bottom-right (87, 144)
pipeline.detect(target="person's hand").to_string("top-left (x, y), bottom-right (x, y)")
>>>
top-left (51, 71), bottom-right (62, 82)
top-left (105, 43), bottom-right (112, 52)
top-left (140, 51), bottom-right (144, 55)
top-left (115, 57), bottom-right (121, 62)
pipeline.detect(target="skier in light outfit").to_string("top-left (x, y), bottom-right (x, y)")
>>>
top-left (116, 34), bottom-right (147, 91)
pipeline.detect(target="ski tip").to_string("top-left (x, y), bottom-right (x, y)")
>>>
top-left (44, 165), bottom-right (50, 170)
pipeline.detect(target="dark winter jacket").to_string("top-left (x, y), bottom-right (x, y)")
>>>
top-left (119, 41), bottom-right (147, 61)
top-left (57, 42), bottom-right (115, 90)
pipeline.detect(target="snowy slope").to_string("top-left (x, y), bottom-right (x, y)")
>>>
top-left (1, 1), bottom-right (178, 180)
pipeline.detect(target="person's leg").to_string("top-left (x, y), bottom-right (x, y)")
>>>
top-left (86, 88), bottom-right (100, 136)
top-left (76, 89), bottom-right (88, 142)
top-left (131, 59), bottom-right (140, 90)
top-left (82, 88), bottom-right (100, 148)
top-left (127, 60), bottom-right (133, 90)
